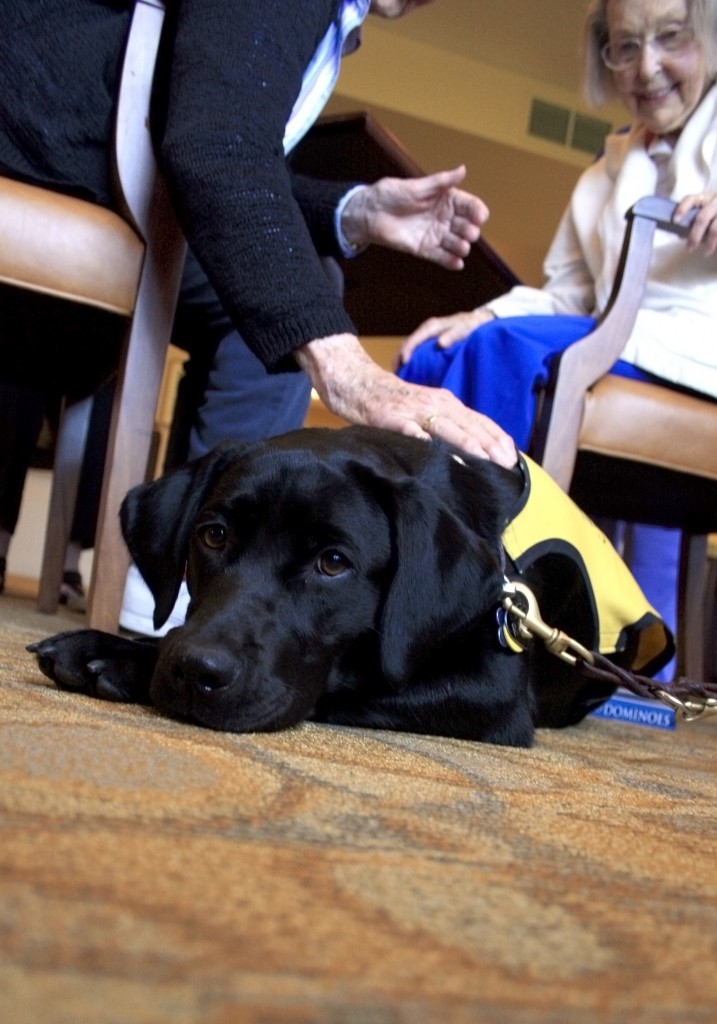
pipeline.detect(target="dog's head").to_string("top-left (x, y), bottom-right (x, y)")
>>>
top-left (120, 426), bottom-right (520, 733)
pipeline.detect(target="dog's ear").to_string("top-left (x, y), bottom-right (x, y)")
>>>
top-left (377, 454), bottom-right (507, 689)
top-left (120, 442), bottom-right (241, 628)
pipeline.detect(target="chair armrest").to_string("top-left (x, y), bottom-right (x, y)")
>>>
top-left (537, 196), bottom-right (696, 488)
top-left (552, 197), bottom-right (696, 388)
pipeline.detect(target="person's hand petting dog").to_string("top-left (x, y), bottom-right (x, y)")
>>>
top-left (340, 165), bottom-right (489, 269)
top-left (294, 334), bottom-right (518, 469)
top-left (295, 165), bottom-right (516, 469)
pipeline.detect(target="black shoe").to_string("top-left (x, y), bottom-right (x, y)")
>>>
top-left (59, 570), bottom-right (86, 613)
top-left (0, 556), bottom-right (5, 595)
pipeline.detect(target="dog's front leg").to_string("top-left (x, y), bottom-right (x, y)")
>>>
top-left (28, 630), bottom-right (159, 704)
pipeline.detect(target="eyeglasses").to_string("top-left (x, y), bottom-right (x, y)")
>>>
top-left (601, 23), bottom-right (695, 71)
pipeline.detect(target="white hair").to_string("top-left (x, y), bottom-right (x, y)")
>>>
top-left (582, 0), bottom-right (717, 105)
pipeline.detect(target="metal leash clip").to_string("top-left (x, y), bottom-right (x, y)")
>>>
top-left (500, 579), bottom-right (595, 667)
top-left (500, 579), bottom-right (717, 723)
top-left (651, 688), bottom-right (717, 721)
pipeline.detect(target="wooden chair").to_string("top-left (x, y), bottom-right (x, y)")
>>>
top-left (530, 195), bottom-right (717, 680)
top-left (0, 0), bottom-right (186, 632)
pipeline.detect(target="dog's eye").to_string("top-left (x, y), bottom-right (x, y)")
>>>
top-left (198, 524), bottom-right (227, 550)
top-left (316, 549), bottom-right (351, 577)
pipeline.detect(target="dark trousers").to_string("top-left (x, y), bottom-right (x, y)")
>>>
top-left (165, 250), bottom-right (312, 468)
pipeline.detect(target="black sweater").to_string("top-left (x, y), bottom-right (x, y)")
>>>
top-left (0, 0), bottom-right (358, 368)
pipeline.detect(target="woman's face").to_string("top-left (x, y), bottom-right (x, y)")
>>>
top-left (606, 0), bottom-right (709, 136)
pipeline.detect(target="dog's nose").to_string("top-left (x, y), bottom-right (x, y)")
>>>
top-left (169, 643), bottom-right (236, 694)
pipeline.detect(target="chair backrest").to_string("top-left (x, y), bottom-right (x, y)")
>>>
top-left (113, 0), bottom-right (168, 238)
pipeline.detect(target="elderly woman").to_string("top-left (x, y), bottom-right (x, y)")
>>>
top-left (398, 0), bottom-right (717, 671)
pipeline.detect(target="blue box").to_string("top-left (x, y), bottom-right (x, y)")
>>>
top-left (589, 688), bottom-right (676, 731)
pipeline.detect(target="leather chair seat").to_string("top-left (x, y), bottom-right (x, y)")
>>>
top-left (580, 376), bottom-right (717, 481)
top-left (0, 176), bottom-right (144, 316)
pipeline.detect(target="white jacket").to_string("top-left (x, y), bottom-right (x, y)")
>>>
top-left (487, 85), bottom-right (717, 398)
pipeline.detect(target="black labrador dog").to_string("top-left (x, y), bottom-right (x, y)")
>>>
top-left (30, 426), bottom-right (633, 746)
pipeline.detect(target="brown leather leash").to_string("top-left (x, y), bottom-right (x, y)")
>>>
top-left (500, 579), bottom-right (717, 722)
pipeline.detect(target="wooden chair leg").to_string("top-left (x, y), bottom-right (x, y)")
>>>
top-left (676, 533), bottom-right (708, 681)
top-left (86, 232), bottom-right (185, 632)
top-left (85, 166), bottom-right (185, 633)
top-left (86, 326), bottom-right (168, 631)
top-left (37, 396), bottom-right (93, 614)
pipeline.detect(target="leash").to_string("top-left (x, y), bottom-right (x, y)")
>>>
top-left (499, 579), bottom-right (717, 723)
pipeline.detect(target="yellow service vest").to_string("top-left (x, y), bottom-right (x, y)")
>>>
top-left (501, 455), bottom-right (674, 674)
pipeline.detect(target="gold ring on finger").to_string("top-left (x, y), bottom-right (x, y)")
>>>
top-left (421, 414), bottom-right (438, 433)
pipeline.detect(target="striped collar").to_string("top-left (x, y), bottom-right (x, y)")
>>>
top-left (284, 1), bottom-right (370, 154)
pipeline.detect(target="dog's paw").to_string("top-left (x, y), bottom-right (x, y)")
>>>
top-left (27, 629), bottom-right (156, 704)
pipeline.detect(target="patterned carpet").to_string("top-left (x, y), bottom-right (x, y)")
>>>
top-left (1, 594), bottom-right (716, 1024)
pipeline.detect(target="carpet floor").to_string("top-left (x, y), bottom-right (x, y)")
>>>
top-left (1, 593), bottom-right (716, 1024)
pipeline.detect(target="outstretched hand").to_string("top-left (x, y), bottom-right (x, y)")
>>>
top-left (341, 166), bottom-right (489, 270)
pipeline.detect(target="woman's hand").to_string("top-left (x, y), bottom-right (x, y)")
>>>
top-left (674, 191), bottom-right (717, 254)
top-left (341, 166), bottom-right (489, 270)
top-left (294, 333), bottom-right (518, 468)
top-left (395, 308), bottom-right (496, 368)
